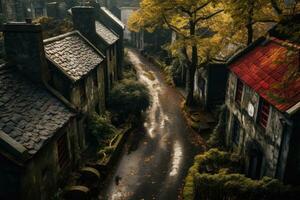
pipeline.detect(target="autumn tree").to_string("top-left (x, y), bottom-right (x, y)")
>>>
top-left (128, 0), bottom-right (225, 106)
top-left (222, 0), bottom-right (297, 45)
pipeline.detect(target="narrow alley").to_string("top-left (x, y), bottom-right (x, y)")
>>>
top-left (101, 49), bottom-right (201, 200)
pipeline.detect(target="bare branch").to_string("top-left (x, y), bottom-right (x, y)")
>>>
top-left (195, 9), bottom-right (224, 23)
top-left (162, 14), bottom-right (187, 38)
top-left (177, 6), bottom-right (192, 16)
top-left (194, 1), bottom-right (212, 13)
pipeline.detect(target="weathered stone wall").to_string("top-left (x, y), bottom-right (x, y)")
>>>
top-left (70, 65), bottom-right (106, 115)
top-left (20, 117), bottom-right (79, 200)
top-left (194, 63), bottom-right (228, 111)
top-left (225, 72), bottom-right (293, 179)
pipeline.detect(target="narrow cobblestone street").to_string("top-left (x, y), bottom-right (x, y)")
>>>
top-left (101, 49), bottom-right (201, 200)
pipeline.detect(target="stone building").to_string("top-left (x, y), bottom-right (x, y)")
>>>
top-left (44, 31), bottom-right (106, 148)
top-left (71, 6), bottom-right (119, 97)
top-left (225, 36), bottom-right (300, 184)
top-left (0, 0), bottom-right (48, 22)
top-left (94, 4), bottom-right (125, 79)
top-left (194, 41), bottom-right (245, 111)
top-left (0, 23), bottom-right (80, 200)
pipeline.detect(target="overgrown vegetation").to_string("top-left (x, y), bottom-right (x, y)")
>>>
top-left (108, 79), bottom-right (151, 122)
top-left (194, 173), bottom-right (300, 200)
top-left (183, 148), bottom-right (241, 200)
top-left (33, 17), bottom-right (74, 39)
top-left (183, 148), bottom-right (300, 200)
top-left (88, 113), bottom-right (122, 163)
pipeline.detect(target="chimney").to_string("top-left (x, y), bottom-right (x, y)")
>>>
top-left (2, 22), bottom-right (48, 83)
top-left (71, 6), bottom-right (96, 41)
top-left (46, 2), bottom-right (59, 19)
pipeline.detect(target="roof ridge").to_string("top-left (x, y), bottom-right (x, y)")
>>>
top-left (43, 30), bottom-right (79, 44)
top-left (269, 36), bottom-right (300, 50)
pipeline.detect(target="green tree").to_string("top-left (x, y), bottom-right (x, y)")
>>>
top-left (128, 0), bottom-right (225, 106)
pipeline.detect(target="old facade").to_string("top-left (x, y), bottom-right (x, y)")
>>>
top-left (225, 36), bottom-right (300, 184)
top-left (71, 6), bottom-right (119, 96)
top-left (0, 0), bottom-right (48, 22)
top-left (194, 41), bottom-right (244, 111)
top-left (94, 4), bottom-right (125, 79)
top-left (44, 31), bottom-right (106, 149)
top-left (0, 23), bottom-right (80, 200)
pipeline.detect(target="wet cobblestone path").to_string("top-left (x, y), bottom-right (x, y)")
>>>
top-left (100, 49), bottom-right (201, 200)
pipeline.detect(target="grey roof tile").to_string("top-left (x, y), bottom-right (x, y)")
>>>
top-left (0, 65), bottom-right (74, 156)
top-left (95, 21), bottom-right (119, 45)
top-left (44, 31), bottom-right (104, 81)
top-left (100, 7), bottom-right (125, 29)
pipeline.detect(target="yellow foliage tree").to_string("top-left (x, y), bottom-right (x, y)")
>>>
top-left (128, 0), bottom-right (227, 106)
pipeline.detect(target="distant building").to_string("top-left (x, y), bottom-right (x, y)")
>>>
top-left (194, 41), bottom-right (245, 111)
top-left (0, 23), bottom-right (80, 200)
top-left (44, 31), bottom-right (106, 149)
top-left (119, 6), bottom-right (138, 41)
top-left (95, 6), bottom-right (125, 80)
top-left (70, 6), bottom-right (120, 98)
top-left (2, 0), bottom-right (47, 21)
top-left (225, 36), bottom-right (300, 184)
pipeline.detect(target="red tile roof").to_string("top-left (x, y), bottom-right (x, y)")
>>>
top-left (230, 37), bottom-right (300, 112)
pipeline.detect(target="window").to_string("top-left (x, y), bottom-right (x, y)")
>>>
top-left (35, 8), bottom-right (44, 17)
top-left (232, 116), bottom-right (240, 144)
top-left (109, 49), bottom-right (112, 61)
top-left (0, 0), bottom-right (3, 13)
top-left (93, 73), bottom-right (98, 88)
top-left (235, 79), bottom-right (244, 105)
top-left (57, 134), bottom-right (70, 170)
top-left (80, 82), bottom-right (86, 104)
top-left (257, 98), bottom-right (270, 129)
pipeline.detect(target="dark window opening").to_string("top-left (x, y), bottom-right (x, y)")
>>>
top-left (257, 98), bottom-right (270, 129)
top-left (35, 8), bottom-right (44, 17)
top-left (232, 116), bottom-right (240, 145)
top-left (93, 73), bottom-right (98, 88)
top-left (80, 82), bottom-right (86, 105)
top-left (248, 149), bottom-right (263, 179)
top-left (57, 134), bottom-right (70, 170)
top-left (109, 49), bottom-right (112, 61)
top-left (110, 74), bottom-right (113, 88)
top-left (0, 0), bottom-right (3, 13)
top-left (235, 79), bottom-right (244, 106)
top-left (95, 104), bottom-right (100, 115)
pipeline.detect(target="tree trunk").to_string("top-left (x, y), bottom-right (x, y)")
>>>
top-left (185, 21), bottom-right (198, 106)
top-left (246, 0), bottom-right (254, 45)
top-left (271, 0), bottom-right (282, 15)
top-left (185, 59), bottom-right (196, 106)
top-left (246, 22), bottom-right (253, 45)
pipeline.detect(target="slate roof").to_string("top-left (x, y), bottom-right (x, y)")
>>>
top-left (0, 65), bottom-right (74, 156)
top-left (100, 7), bottom-right (125, 29)
top-left (214, 41), bottom-right (245, 62)
top-left (95, 21), bottom-right (119, 45)
top-left (230, 37), bottom-right (300, 112)
top-left (44, 31), bottom-right (104, 82)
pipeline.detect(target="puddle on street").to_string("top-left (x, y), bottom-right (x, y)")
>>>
top-left (101, 50), bottom-right (197, 200)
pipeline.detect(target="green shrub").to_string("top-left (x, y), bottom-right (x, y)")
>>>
top-left (88, 113), bottom-right (116, 147)
top-left (194, 173), bottom-right (300, 200)
top-left (184, 149), bottom-right (300, 200)
top-left (183, 149), bottom-right (241, 200)
top-left (108, 79), bottom-right (151, 119)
